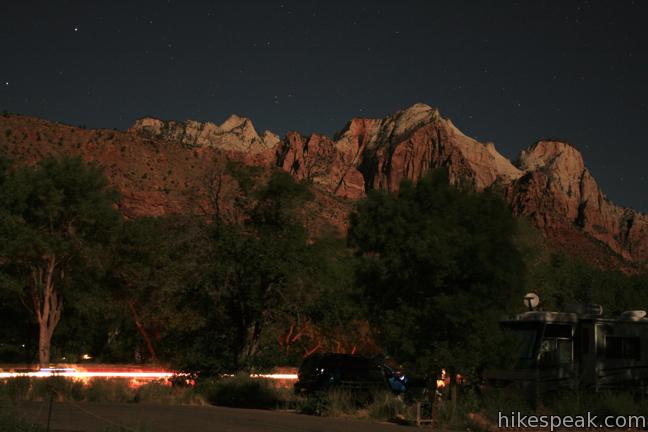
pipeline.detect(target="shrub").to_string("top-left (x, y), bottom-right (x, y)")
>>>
top-left (85, 379), bottom-right (133, 403)
top-left (197, 374), bottom-right (280, 409)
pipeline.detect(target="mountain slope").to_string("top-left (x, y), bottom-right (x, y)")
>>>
top-left (1, 106), bottom-right (645, 270)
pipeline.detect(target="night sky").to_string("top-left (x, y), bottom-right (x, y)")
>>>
top-left (2, 1), bottom-right (646, 212)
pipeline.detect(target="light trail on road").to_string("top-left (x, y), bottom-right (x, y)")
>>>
top-left (0, 368), bottom-right (174, 380)
top-left (0, 367), bottom-right (298, 381)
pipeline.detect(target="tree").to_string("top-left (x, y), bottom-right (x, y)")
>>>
top-left (0, 157), bottom-right (120, 366)
top-left (105, 216), bottom-right (202, 363)
top-left (528, 252), bottom-right (648, 315)
top-left (348, 170), bottom-right (525, 379)
top-left (211, 168), bottom-right (315, 368)
top-left (169, 166), bottom-right (345, 372)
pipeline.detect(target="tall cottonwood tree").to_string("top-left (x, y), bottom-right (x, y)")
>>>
top-left (0, 157), bottom-right (120, 366)
top-left (348, 170), bottom-right (525, 378)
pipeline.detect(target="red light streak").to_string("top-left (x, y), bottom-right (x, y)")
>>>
top-left (250, 373), bottom-right (298, 380)
top-left (0, 369), bottom-right (174, 380)
top-left (0, 368), bottom-right (297, 381)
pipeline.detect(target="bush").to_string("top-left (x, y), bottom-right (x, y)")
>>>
top-left (197, 374), bottom-right (280, 409)
top-left (85, 379), bottom-right (133, 403)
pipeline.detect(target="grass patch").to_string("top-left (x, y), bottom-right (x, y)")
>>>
top-left (0, 377), bottom-right (85, 402)
top-left (85, 379), bottom-right (133, 403)
top-left (544, 389), bottom-right (648, 417)
top-left (135, 381), bottom-right (204, 405)
top-left (0, 396), bottom-right (44, 432)
top-left (367, 391), bottom-right (409, 420)
top-left (0, 377), bottom-right (198, 405)
top-left (297, 388), bottom-right (411, 420)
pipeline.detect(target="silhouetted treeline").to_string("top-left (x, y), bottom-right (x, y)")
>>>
top-left (1, 157), bottom-right (646, 378)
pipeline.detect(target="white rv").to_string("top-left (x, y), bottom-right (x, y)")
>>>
top-left (484, 299), bottom-right (648, 394)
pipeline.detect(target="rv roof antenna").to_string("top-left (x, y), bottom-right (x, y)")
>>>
top-left (524, 292), bottom-right (540, 311)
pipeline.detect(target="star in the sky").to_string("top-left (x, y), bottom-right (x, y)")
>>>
top-left (74, 27), bottom-right (78, 32)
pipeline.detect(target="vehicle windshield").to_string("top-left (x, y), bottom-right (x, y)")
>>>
top-left (500, 322), bottom-right (540, 366)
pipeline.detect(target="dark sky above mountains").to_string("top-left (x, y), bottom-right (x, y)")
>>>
top-left (2, 0), bottom-right (646, 211)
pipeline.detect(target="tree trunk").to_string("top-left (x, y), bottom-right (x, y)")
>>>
top-left (127, 300), bottom-right (158, 362)
top-left (38, 321), bottom-right (52, 367)
top-left (33, 256), bottom-right (62, 368)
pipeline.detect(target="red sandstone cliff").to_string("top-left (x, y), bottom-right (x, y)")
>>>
top-left (0, 105), bottom-right (645, 270)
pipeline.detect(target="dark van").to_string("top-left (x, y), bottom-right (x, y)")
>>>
top-left (294, 353), bottom-right (389, 394)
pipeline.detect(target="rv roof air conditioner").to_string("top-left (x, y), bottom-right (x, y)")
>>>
top-left (564, 304), bottom-right (603, 318)
top-left (619, 310), bottom-right (647, 321)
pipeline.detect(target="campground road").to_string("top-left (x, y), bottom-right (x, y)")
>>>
top-left (17, 401), bottom-right (409, 432)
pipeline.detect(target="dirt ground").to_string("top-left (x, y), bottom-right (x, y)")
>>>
top-left (17, 401), bottom-right (407, 432)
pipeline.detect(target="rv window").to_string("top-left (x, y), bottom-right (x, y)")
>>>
top-left (539, 338), bottom-right (572, 366)
top-left (605, 336), bottom-right (641, 361)
top-left (544, 324), bottom-right (572, 339)
top-left (501, 324), bottom-right (538, 360)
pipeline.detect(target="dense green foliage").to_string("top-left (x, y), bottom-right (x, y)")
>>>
top-left (528, 252), bottom-right (648, 314)
top-left (164, 165), bottom-right (361, 373)
top-left (349, 171), bottom-right (526, 377)
top-left (1, 156), bottom-right (646, 386)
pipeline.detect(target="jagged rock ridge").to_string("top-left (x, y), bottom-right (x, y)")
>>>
top-left (0, 104), bottom-right (645, 270)
top-left (128, 104), bottom-right (647, 269)
top-left (130, 115), bottom-right (280, 153)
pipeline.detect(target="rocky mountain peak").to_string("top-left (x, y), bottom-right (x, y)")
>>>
top-left (517, 140), bottom-right (585, 173)
top-left (129, 114), bottom-right (279, 153)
